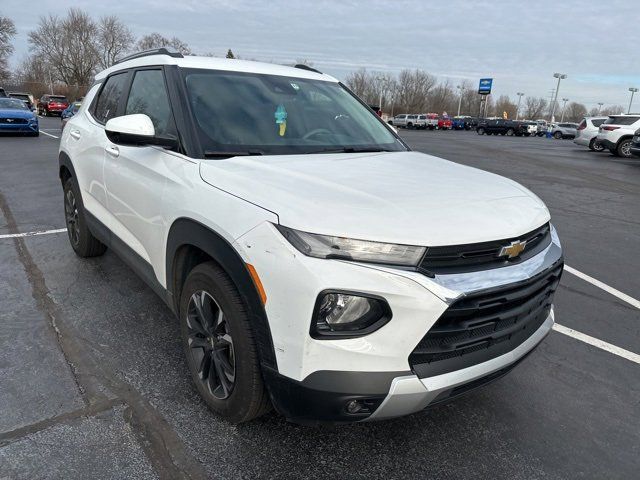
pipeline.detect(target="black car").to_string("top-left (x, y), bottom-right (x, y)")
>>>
top-left (477, 119), bottom-right (527, 136)
top-left (0, 87), bottom-right (7, 98)
top-left (630, 129), bottom-right (640, 158)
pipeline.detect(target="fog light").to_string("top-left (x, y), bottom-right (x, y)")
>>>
top-left (346, 400), bottom-right (362, 414)
top-left (311, 292), bottom-right (391, 338)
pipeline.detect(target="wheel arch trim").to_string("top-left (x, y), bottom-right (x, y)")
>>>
top-left (166, 217), bottom-right (278, 369)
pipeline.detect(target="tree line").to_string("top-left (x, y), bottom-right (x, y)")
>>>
top-left (0, 9), bottom-right (628, 118)
top-left (345, 68), bottom-right (625, 122)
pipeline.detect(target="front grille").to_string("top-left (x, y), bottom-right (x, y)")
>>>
top-left (0, 118), bottom-right (28, 124)
top-left (419, 223), bottom-right (551, 275)
top-left (410, 261), bottom-right (563, 378)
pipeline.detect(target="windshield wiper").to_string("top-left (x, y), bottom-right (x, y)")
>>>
top-left (308, 146), bottom-right (393, 154)
top-left (203, 150), bottom-right (264, 158)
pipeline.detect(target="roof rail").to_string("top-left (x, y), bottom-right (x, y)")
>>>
top-left (294, 64), bottom-right (323, 74)
top-left (115, 48), bottom-right (184, 65)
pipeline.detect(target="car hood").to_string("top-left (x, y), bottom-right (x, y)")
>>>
top-left (199, 151), bottom-right (550, 246)
top-left (0, 109), bottom-right (35, 119)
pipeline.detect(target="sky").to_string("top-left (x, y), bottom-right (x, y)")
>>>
top-left (3, 0), bottom-right (640, 109)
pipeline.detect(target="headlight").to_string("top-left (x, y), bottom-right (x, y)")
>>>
top-left (276, 225), bottom-right (426, 266)
top-left (312, 291), bottom-right (391, 338)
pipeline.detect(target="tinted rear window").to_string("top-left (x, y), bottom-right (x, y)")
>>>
top-left (591, 119), bottom-right (605, 127)
top-left (605, 116), bottom-right (640, 125)
top-left (50, 96), bottom-right (68, 102)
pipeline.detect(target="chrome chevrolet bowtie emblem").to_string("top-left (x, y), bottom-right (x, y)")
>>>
top-left (6, 118), bottom-right (14, 122)
top-left (499, 240), bottom-right (526, 259)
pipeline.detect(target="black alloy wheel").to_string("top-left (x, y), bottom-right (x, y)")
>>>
top-left (64, 188), bottom-right (80, 247)
top-left (186, 290), bottom-right (236, 400)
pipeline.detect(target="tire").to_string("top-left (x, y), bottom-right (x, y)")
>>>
top-left (589, 138), bottom-right (604, 152)
top-left (477, 127), bottom-right (485, 135)
top-left (407, 123), bottom-right (413, 129)
top-left (506, 128), bottom-right (514, 136)
top-left (180, 262), bottom-right (271, 423)
top-left (63, 178), bottom-right (107, 257)
top-left (554, 131), bottom-right (563, 139)
top-left (616, 138), bottom-right (633, 158)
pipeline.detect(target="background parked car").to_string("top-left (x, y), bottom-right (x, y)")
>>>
top-left (9, 92), bottom-right (35, 110)
top-left (38, 94), bottom-right (69, 116)
top-left (452, 116), bottom-right (471, 130)
top-left (438, 116), bottom-right (452, 130)
top-left (574, 117), bottom-right (607, 151)
top-left (597, 114), bottom-right (640, 158)
top-left (405, 114), bottom-right (419, 129)
top-left (425, 113), bottom-right (439, 129)
top-left (551, 123), bottom-right (578, 139)
top-left (0, 97), bottom-right (39, 136)
top-left (477, 119), bottom-right (527, 136)
top-left (521, 121), bottom-right (538, 136)
top-left (0, 87), bottom-right (7, 97)
top-left (61, 101), bottom-right (82, 130)
top-left (390, 114), bottom-right (408, 127)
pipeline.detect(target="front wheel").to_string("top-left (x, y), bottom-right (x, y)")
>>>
top-left (506, 128), bottom-right (514, 136)
top-left (554, 131), bottom-right (563, 139)
top-left (180, 262), bottom-right (271, 423)
top-left (63, 178), bottom-right (107, 257)
top-left (477, 128), bottom-right (485, 135)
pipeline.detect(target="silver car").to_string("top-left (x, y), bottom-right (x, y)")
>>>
top-left (574, 117), bottom-right (607, 151)
top-left (551, 123), bottom-right (578, 139)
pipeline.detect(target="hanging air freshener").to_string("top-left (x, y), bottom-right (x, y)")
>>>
top-left (275, 104), bottom-right (287, 136)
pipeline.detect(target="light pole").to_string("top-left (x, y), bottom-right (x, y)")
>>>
top-left (597, 102), bottom-right (604, 114)
top-left (456, 85), bottom-right (463, 116)
top-left (628, 87), bottom-right (638, 114)
top-left (549, 73), bottom-right (567, 123)
top-left (515, 92), bottom-right (524, 120)
top-left (560, 98), bottom-right (569, 122)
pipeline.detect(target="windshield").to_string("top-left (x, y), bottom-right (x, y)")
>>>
top-left (182, 69), bottom-right (405, 156)
top-left (0, 98), bottom-right (29, 110)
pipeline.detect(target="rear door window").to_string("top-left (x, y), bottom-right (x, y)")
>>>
top-left (93, 72), bottom-right (128, 124)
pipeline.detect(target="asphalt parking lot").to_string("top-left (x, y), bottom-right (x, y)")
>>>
top-left (1, 117), bottom-right (639, 479)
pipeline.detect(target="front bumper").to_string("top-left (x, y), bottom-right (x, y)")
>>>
top-left (0, 122), bottom-right (38, 133)
top-left (235, 223), bottom-right (562, 423)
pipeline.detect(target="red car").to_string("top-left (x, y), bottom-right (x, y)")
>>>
top-left (38, 94), bottom-right (69, 116)
top-left (438, 116), bottom-right (453, 130)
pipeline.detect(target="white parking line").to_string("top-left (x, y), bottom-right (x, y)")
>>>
top-left (565, 265), bottom-right (640, 310)
top-left (0, 228), bottom-right (67, 239)
top-left (553, 323), bottom-right (640, 365)
top-left (40, 130), bottom-right (59, 139)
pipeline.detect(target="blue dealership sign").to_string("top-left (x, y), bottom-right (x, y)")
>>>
top-left (478, 78), bottom-right (493, 95)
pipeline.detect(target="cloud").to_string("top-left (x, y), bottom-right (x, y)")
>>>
top-left (3, 0), bottom-right (639, 107)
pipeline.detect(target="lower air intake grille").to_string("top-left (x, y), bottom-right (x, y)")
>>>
top-left (410, 261), bottom-right (563, 378)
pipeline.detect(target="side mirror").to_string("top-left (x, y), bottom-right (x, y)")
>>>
top-left (105, 113), bottom-right (155, 141)
top-left (105, 114), bottom-right (179, 150)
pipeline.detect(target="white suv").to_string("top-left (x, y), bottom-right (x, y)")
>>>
top-left (59, 49), bottom-right (563, 424)
top-left (596, 114), bottom-right (640, 157)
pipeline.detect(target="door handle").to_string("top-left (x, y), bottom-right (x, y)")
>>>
top-left (105, 145), bottom-right (120, 158)
top-left (69, 130), bottom-right (81, 140)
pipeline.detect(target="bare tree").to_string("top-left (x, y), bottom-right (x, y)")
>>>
top-left (494, 95), bottom-right (517, 119)
top-left (524, 96), bottom-right (548, 120)
top-left (563, 102), bottom-right (587, 122)
top-left (601, 104), bottom-right (625, 116)
top-left (97, 15), bottom-right (134, 69)
top-left (427, 79), bottom-right (455, 114)
top-left (0, 16), bottom-right (17, 82)
top-left (345, 68), bottom-right (376, 102)
top-left (136, 33), bottom-right (191, 55)
top-left (28, 8), bottom-right (99, 87)
top-left (395, 69), bottom-right (437, 112)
